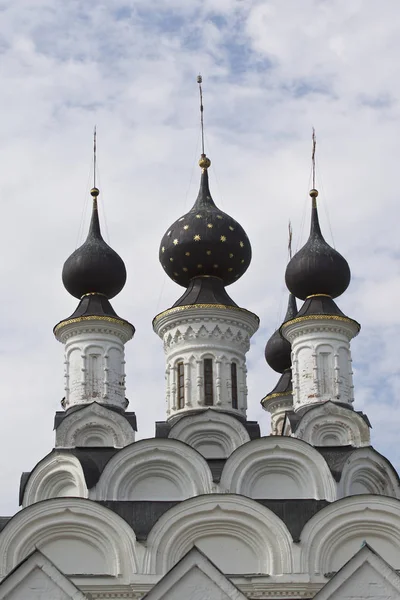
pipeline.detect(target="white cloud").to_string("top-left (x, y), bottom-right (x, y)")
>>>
top-left (0, 0), bottom-right (400, 513)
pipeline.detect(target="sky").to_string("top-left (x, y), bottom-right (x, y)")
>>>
top-left (0, 0), bottom-right (400, 513)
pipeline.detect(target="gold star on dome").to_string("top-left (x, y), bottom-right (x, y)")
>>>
top-left (173, 272), bottom-right (179, 276)
top-left (170, 258), bottom-right (174, 262)
top-left (207, 223), bottom-right (213, 228)
top-left (213, 264), bottom-right (219, 268)
top-left (239, 241), bottom-right (244, 247)
top-left (173, 239), bottom-right (179, 245)
top-left (185, 251), bottom-right (191, 256)
top-left (220, 235), bottom-right (226, 242)
top-left (183, 267), bottom-right (188, 272)
top-left (196, 214), bottom-right (202, 219)
top-left (197, 264), bottom-right (203, 268)
top-left (179, 217), bottom-right (185, 222)
top-left (229, 226), bottom-right (234, 231)
top-left (228, 267), bottom-right (233, 272)
top-left (167, 231), bottom-right (171, 236)
top-left (194, 234), bottom-right (201, 241)
top-left (241, 259), bottom-right (245, 263)
top-left (229, 253), bottom-right (234, 258)
top-left (206, 250), bottom-right (212, 255)
top-left (183, 225), bottom-right (189, 230)
top-left (161, 247), bottom-right (165, 253)
top-left (217, 215), bottom-right (223, 220)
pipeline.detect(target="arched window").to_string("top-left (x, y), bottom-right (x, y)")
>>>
top-left (231, 362), bottom-right (238, 409)
top-left (177, 362), bottom-right (185, 409)
top-left (204, 358), bottom-right (213, 406)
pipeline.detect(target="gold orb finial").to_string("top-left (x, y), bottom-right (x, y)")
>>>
top-left (309, 188), bottom-right (318, 198)
top-left (90, 187), bottom-right (100, 197)
top-left (199, 153), bottom-right (211, 170)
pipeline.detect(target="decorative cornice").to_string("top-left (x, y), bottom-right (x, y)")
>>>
top-left (54, 316), bottom-right (134, 344)
top-left (282, 314), bottom-right (359, 330)
top-left (153, 303), bottom-right (260, 327)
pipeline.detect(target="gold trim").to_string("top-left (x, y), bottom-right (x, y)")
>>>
top-left (282, 314), bottom-right (360, 330)
top-left (262, 391), bottom-right (293, 402)
top-left (80, 292), bottom-right (107, 299)
top-left (54, 315), bottom-right (134, 334)
top-left (153, 303), bottom-right (260, 325)
top-left (306, 294), bottom-right (332, 299)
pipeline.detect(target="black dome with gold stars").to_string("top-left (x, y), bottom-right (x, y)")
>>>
top-left (160, 155), bottom-right (251, 287)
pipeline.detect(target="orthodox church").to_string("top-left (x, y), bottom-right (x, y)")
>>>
top-left (0, 106), bottom-right (400, 600)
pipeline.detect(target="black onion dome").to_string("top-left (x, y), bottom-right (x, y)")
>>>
top-left (265, 293), bottom-right (297, 373)
top-left (159, 157), bottom-right (251, 287)
top-left (285, 190), bottom-right (350, 300)
top-left (62, 188), bottom-right (127, 299)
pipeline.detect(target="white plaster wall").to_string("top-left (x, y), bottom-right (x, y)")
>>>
top-left (283, 320), bottom-right (359, 412)
top-left (320, 561), bottom-right (399, 600)
top-left (153, 306), bottom-right (259, 420)
top-left (55, 320), bottom-right (132, 410)
top-left (161, 566), bottom-right (238, 600)
top-left (0, 568), bottom-right (81, 600)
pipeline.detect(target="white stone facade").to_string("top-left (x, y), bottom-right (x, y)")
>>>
top-left (282, 316), bottom-right (359, 412)
top-left (55, 318), bottom-right (133, 411)
top-left (153, 305), bottom-right (259, 421)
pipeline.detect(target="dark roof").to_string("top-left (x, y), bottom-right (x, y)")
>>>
top-left (19, 447), bottom-right (119, 505)
top-left (159, 166), bottom-right (251, 289)
top-left (62, 189), bottom-right (126, 300)
top-left (0, 517), bottom-right (11, 533)
top-left (206, 459), bottom-right (226, 483)
top-left (155, 413), bottom-right (260, 441)
top-left (265, 295), bottom-right (297, 374)
top-left (172, 276), bottom-right (237, 309)
top-left (285, 191), bottom-right (350, 300)
top-left (263, 368), bottom-right (292, 401)
top-left (97, 498), bottom-right (329, 543)
top-left (315, 446), bottom-right (356, 482)
top-left (53, 405), bottom-right (137, 432)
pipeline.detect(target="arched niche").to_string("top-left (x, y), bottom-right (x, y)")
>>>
top-left (294, 402), bottom-right (370, 447)
top-left (338, 447), bottom-right (400, 499)
top-left (55, 402), bottom-right (135, 448)
top-left (300, 495), bottom-right (400, 574)
top-left (0, 498), bottom-right (138, 579)
top-left (220, 437), bottom-right (336, 501)
top-left (144, 494), bottom-right (293, 575)
top-left (168, 410), bottom-right (250, 459)
top-left (94, 438), bottom-right (213, 501)
top-left (22, 452), bottom-right (88, 507)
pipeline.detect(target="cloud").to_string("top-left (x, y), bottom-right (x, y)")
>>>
top-left (0, 0), bottom-right (400, 513)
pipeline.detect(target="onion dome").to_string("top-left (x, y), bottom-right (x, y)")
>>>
top-left (265, 293), bottom-right (297, 373)
top-left (159, 155), bottom-right (251, 287)
top-left (62, 188), bottom-right (126, 299)
top-left (285, 189), bottom-right (350, 300)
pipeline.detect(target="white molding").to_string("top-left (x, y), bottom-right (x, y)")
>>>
top-left (300, 495), bottom-right (400, 574)
top-left (55, 403), bottom-right (135, 448)
top-left (338, 447), bottom-right (400, 498)
top-left (220, 436), bottom-right (336, 501)
top-left (22, 453), bottom-right (88, 507)
top-left (144, 494), bottom-right (293, 575)
top-left (168, 410), bottom-right (250, 458)
top-left (94, 438), bottom-right (213, 501)
top-left (293, 402), bottom-right (370, 447)
top-left (0, 498), bottom-right (139, 580)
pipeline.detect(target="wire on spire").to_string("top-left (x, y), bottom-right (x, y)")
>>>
top-left (93, 125), bottom-right (97, 189)
top-left (311, 127), bottom-right (316, 190)
top-left (288, 220), bottom-right (293, 260)
top-left (197, 75), bottom-right (211, 170)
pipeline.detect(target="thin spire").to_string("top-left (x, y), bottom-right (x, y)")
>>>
top-left (311, 127), bottom-right (316, 190)
top-left (197, 74), bottom-right (205, 156)
top-left (197, 75), bottom-right (211, 171)
top-left (93, 125), bottom-right (97, 189)
top-left (288, 220), bottom-right (293, 260)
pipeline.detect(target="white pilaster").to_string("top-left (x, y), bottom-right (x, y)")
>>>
top-left (153, 305), bottom-right (259, 421)
top-left (55, 318), bottom-right (133, 411)
top-left (282, 316), bottom-right (359, 412)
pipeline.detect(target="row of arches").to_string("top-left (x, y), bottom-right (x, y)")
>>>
top-left (22, 436), bottom-right (400, 506)
top-left (2, 495), bottom-right (400, 579)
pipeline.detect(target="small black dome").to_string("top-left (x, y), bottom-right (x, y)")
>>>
top-left (285, 190), bottom-right (350, 300)
top-left (62, 189), bottom-right (126, 299)
top-left (265, 294), bottom-right (297, 373)
top-left (159, 159), bottom-right (251, 287)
